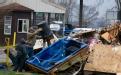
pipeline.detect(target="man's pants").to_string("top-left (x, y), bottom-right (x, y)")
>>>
top-left (5, 50), bottom-right (26, 72)
top-left (13, 55), bottom-right (26, 72)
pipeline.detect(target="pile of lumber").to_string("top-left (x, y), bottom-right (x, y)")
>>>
top-left (100, 23), bottom-right (121, 44)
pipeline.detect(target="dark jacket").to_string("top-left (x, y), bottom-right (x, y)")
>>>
top-left (15, 43), bottom-right (27, 57)
top-left (38, 22), bottom-right (52, 38)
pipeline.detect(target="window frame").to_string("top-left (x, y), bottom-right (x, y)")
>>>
top-left (17, 19), bottom-right (29, 33)
top-left (35, 12), bottom-right (45, 24)
top-left (4, 16), bottom-right (12, 35)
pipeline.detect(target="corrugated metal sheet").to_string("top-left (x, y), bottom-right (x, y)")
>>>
top-left (7, 0), bottom-right (66, 13)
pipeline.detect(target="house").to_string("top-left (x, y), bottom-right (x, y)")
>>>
top-left (0, 0), bottom-right (65, 46)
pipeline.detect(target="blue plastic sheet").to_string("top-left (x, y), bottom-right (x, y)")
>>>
top-left (26, 38), bottom-right (87, 73)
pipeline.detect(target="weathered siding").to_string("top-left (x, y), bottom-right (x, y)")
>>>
top-left (0, 11), bottom-right (32, 46)
top-left (0, 12), bottom-right (12, 45)
top-left (12, 11), bottom-right (32, 44)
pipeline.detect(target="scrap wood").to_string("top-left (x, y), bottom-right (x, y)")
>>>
top-left (85, 44), bottom-right (121, 73)
top-left (101, 32), bottom-right (111, 43)
top-left (100, 23), bottom-right (121, 42)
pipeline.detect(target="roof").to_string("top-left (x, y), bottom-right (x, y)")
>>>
top-left (13, 0), bottom-right (65, 13)
top-left (42, 0), bottom-right (65, 11)
top-left (0, 3), bottom-right (33, 12)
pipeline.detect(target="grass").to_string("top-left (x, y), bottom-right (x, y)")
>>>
top-left (0, 45), bottom-right (3, 48)
top-left (0, 70), bottom-right (44, 75)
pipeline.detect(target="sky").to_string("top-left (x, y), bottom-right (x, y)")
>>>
top-left (83, 0), bottom-right (116, 17)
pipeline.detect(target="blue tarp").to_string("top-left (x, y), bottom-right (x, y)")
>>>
top-left (26, 38), bottom-right (88, 73)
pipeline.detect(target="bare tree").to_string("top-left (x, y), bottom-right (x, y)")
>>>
top-left (67, 4), bottom-right (99, 27)
top-left (83, 5), bottom-right (99, 27)
top-left (48, 0), bottom-right (104, 27)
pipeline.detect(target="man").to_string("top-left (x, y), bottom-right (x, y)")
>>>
top-left (4, 28), bottom-right (42, 71)
top-left (37, 21), bottom-right (54, 46)
top-left (13, 38), bottom-right (28, 72)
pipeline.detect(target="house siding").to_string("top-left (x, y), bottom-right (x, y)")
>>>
top-left (0, 12), bottom-right (13, 46)
top-left (12, 11), bottom-right (32, 44)
top-left (0, 11), bottom-right (32, 46)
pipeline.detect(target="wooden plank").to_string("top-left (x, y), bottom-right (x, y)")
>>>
top-left (101, 32), bottom-right (111, 43)
top-left (85, 44), bottom-right (121, 73)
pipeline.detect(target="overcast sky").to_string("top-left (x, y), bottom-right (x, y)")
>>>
top-left (83, 0), bottom-right (116, 17)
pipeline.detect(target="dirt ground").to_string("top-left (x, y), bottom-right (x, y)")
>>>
top-left (85, 44), bottom-right (121, 73)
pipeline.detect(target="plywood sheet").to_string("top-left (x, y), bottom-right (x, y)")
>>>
top-left (85, 44), bottom-right (121, 73)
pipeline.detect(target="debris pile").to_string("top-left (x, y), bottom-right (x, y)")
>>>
top-left (3, 22), bottom-right (121, 75)
top-left (68, 22), bottom-right (121, 74)
top-left (85, 44), bottom-right (121, 73)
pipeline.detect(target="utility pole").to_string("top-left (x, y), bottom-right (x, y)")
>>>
top-left (116, 0), bottom-right (121, 21)
top-left (79, 0), bottom-right (83, 27)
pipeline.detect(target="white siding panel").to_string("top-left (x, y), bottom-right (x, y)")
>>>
top-left (14, 0), bottom-right (65, 13)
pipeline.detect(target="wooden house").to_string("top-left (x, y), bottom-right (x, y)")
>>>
top-left (0, 0), bottom-right (65, 45)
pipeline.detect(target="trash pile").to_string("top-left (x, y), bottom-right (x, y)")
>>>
top-left (66, 22), bottom-right (121, 74)
top-left (83, 23), bottom-right (121, 74)
top-left (4, 22), bottom-right (121, 75)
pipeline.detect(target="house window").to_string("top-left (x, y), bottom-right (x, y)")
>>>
top-left (50, 13), bottom-right (55, 19)
top-left (4, 16), bottom-right (12, 35)
top-left (55, 14), bottom-right (59, 20)
top-left (18, 19), bottom-right (29, 33)
top-left (50, 13), bottom-right (56, 22)
top-left (35, 12), bottom-right (45, 24)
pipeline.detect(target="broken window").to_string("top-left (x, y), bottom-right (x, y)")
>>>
top-left (18, 19), bottom-right (29, 33)
top-left (4, 16), bottom-right (12, 35)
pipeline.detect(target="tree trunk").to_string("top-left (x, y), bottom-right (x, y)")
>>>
top-left (79, 0), bottom-right (83, 27)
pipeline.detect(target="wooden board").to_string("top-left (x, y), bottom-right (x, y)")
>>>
top-left (101, 32), bottom-right (111, 43)
top-left (85, 44), bottom-right (121, 73)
